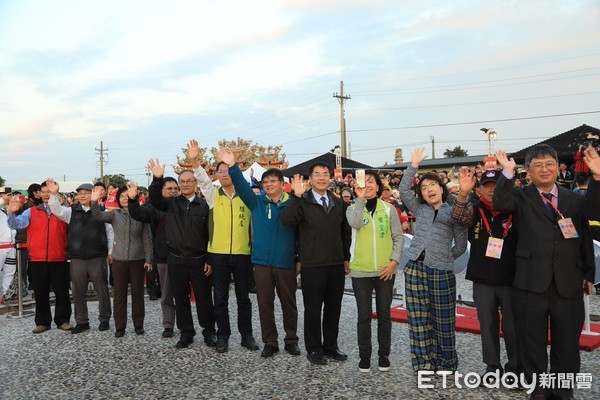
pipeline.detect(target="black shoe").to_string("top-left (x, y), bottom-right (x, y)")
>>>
top-left (162, 328), bottom-right (174, 338)
top-left (248, 283), bottom-right (256, 294)
top-left (71, 324), bottom-right (90, 334)
top-left (99, 322), bottom-right (110, 331)
top-left (115, 329), bottom-right (125, 338)
top-left (261, 344), bottom-right (279, 358)
top-left (176, 337), bottom-right (193, 349)
top-left (359, 358), bottom-right (371, 373)
top-left (323, 348), bottom-right (348, 361)
top-left (134, 327), bottom-right (145, 335)
top-left (378, 355), bottom-right (391, 372)
top-left (149, 294), bottom-right (158, 301)
top-left (307, 351), bottom-right (327, 365)
top-left (216, 338), bottom-right (229, 353)
top-left (284, 343), bottom-right (301, 356)
top-left (204, 334), bottom-right (217, 347)
top-left (241, 335), bottom-right (259, 351)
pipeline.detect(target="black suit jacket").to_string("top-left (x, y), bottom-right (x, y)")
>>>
top-left (493, 174), bottom-right (595, 298)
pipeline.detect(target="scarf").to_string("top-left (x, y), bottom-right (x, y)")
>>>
top-left (479, 196), bottom-right (500, 217)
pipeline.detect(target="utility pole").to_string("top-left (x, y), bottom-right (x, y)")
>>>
top-left (333, 81), bottom-right (351, 158)
top-left (430, 136), bottom-right (436, 159)
top-left (95, 141), bottom-right (109, 183)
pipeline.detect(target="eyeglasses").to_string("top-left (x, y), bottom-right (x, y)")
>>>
top-left (179, 179), bottom-right (197, 185)
top-left (420, 182), bottom-right (440, 191)
top-left (530, 161), bottom-right (557, 171)
top-left (217, 170), bottom-right (229, 175)
top-left (262, 179), bottom-right (280, 185)
top-left (312, 173), bottom-right (330, 178)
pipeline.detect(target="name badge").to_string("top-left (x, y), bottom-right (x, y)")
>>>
top-left (558, 218), bottom-right (579, 239)
top-left (485, 237), bottom-right (504, 259)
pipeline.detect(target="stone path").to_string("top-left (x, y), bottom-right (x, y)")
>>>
top-left (1, 280), bottom-right (599, 399)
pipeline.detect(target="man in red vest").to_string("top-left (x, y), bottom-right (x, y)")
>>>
top-left (7, 181), bottom-right (72, 334)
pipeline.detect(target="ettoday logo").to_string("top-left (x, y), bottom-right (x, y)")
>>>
top-left (417, 371), bottom-right (535, 394)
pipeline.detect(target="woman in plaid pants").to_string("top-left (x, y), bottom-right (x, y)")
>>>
top-left (398, 148), bottom-right (468, 372)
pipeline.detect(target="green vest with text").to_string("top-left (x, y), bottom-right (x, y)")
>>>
top-left (350, 199), bottom-right (393, 273)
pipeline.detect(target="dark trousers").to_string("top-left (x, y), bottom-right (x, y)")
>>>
top-left (70, 257), bottom-right (111, 325)
top-left (472, 282), bottom-right (518, 372)
top-left (300, 265), bottom-right (345, 353)
top-left (167, 254), bottom-right (215, 340)
top-left (210, 253), bottom-right (253, 339)
top-left (513, 280), bottom-right (584, 399)
top-left (29, 261), bottom-right (71, 327)
top-left (145, 261), bottom-right (161, 297)
top-left (111, 260), bottom-right (146, 330)
top-left (254, 264), bottom-right (298, 347)
top-left (352, 275), bottom-right (395, 360)
top-left (157, 263), bottom-right (175, 329)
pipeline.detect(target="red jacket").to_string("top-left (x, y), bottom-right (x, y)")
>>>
top-left (27, 206), bottom-right (68, 262)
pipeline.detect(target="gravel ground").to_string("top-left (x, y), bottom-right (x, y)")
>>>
top-left (1, 275), bottom-right (599, 400)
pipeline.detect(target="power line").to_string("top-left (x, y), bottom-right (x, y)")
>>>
top-left (352, 66), bottom-right (600, 95)
top-left (352, 90), bottom-right (600, 112)
top-left (344, 110), bottom-right (600, 134)
top-left (352, 72), bottom-right (600, 96)
top-left (350, 52), bottom-right (600, 86)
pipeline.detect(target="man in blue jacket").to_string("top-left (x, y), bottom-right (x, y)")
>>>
top-left (218, 148), bottom-right (300, 358)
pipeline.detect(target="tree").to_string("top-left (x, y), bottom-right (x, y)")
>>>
top-left (0, 176), bottom-right (5, 188)
top-left (98, 174), bottom-right (128, 188)
top-left (443, 146), bottom-right (469, 158)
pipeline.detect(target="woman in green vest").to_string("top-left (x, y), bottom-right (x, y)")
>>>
top-left (346, 170), bottom-right (404, 373)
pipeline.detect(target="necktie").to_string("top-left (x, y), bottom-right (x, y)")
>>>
top-left (320, 196), bottom-right (328, 213)
top-left (542, 193), bottom-right (556, 219)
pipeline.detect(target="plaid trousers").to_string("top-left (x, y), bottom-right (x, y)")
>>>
top-left (404, 259), bottom-right (457, 372)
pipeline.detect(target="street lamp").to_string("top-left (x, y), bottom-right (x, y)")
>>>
top-left (480, 128), bottom-right (497, 156)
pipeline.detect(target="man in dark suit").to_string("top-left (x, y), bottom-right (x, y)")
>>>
top-left (281, 162), bottom-right (352, 366)
top-left (583, 145), bottom-right (600, 220)
top-left (494, 145), bottom-right (595, 400)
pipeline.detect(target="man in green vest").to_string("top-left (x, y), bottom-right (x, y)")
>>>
top-left (188, 140), bottom-right (258, 354)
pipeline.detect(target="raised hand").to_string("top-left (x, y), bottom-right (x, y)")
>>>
top-left (7, 195), bottom-right (22, 214)
top-left (583, 145), bottom-right (600, 180)
top-left (495, 150), bottom-right (516, 174)
top-left (127, 181), bottom-right (138, 199)
top-left (410, 147), bottom-right (428, 168)
top-left (353, 183), bottom-right (366, 202)
top-left (458, 167), bottom-right (476, 195)
top-left (148, 158), bottom-right (166, 178)
top-left (291, 174), bottom-right (306, 197)
top-left (217, 148), bottom-right (236, 167)
top-left (91, 186), bottom-right (102, 202)
top-left (187, 139), bottom-right (201, 168)
top-left (46, 178), bottom-right (60, 195)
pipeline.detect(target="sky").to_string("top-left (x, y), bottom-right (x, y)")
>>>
top-left (1, 0), bottom-right (599, 184)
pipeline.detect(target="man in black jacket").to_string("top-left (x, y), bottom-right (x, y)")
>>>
top-left (451, 169), bottom-right (519, 379)
top-left (494, 146), bottom-right (595, 400)
top-left (148, 158), bottom-right (216, 349)
top-left (128, 178), bottom-right (179, 338)
top-left (47, 181), bottom-right (114, 334)
top-left (282, 162), bottom-right (352, 365)
top-left (583, 145), bottom-right (600, 220)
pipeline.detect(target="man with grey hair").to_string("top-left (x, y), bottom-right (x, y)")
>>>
top-left (494, 145), bottom-right (594, 400)
top-left (148, 158), bottom-right (216, 349)
top-left (47, 180), bottom-right (114, 334)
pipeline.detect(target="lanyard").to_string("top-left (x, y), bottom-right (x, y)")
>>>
top-left (478, 207), bottom-right (513, 238)
top-left (539, 192), bottom-right (566, 219)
